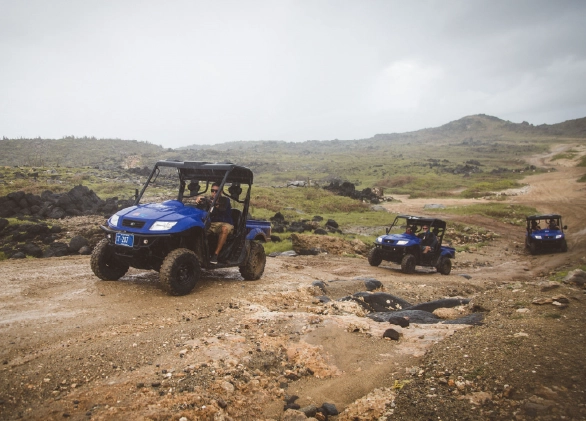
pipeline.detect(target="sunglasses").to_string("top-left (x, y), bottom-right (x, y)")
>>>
top-left (211, 189), bottom-right (219, 193)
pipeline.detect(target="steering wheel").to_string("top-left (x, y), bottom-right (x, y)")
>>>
top-left (195, 197), bottom-right (211, 210)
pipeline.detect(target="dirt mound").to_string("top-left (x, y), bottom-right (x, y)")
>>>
top-left (290, 233), bottom-right (370, 256)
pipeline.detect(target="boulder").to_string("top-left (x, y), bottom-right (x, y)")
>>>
top-left (69, 235), bottom-right (89, 253)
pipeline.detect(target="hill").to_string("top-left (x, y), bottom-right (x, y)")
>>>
top-left (2, 115), bottom-right (585, 169)
top-left (2, 114), bottom-right (586, 197)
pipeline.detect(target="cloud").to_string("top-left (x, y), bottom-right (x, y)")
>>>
top-left (1, 0), bottom-right (585, 147)
top-left (368, 60), bottom-right (444, 111)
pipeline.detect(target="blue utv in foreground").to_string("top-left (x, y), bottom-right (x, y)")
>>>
top-left (91, 160), bottom-right (269, 295)
top-left (525, 214), bottom-right (568, 255)
top-left (368, 215), bottom-right (455, 275)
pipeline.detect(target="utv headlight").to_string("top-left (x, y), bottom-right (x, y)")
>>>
top-left (110, 214), bottom-right (120, 227)
top-left (150, 221), bottom-right (177, 231)
top-left (376, 236), bottom-right (385, 243)
top-left (396, 240), bottom-right (408, 245)
top-left (556, 234), bottom-right (562, 239)
top-left (534, 235), bottom-right (542, 239)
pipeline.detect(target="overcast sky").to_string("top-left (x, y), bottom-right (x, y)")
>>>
top-left (1, 0), bottom-right (586, 148)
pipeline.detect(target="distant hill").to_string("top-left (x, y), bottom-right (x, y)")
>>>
top-left (2, 115), bottom-right (585, 187)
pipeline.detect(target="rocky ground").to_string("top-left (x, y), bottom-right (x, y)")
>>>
top-left (1, 146), bottom-right (586, 421)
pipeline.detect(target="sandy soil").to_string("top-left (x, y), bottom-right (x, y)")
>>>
top-left (0, 146), bottom-right (585, 421)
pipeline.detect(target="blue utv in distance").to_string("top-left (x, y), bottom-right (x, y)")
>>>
top-left (525, 214), bottom-right (568, 255)
top-left (368, 215), bottom-right (455, 275)
top-left (90, 160), bottom-right (270, 296)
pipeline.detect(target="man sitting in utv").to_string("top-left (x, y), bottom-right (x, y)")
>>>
top-left (548, 219), bottom-right (559, 230)
top-left (531, 220), bottom-right (541, 231)
top-left (195, 183), bottom-right (234, 263)
top-left (418, 225), bottom-right (437, 254)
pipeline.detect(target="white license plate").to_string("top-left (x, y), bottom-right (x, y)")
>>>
top-left (115, 233), bottom-right (134, 247)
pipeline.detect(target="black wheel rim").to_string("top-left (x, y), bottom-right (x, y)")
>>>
top-left (176, 261), bottom-right (195, 289)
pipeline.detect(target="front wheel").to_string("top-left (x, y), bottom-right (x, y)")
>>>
top-left (401, 254), bottom-right (416, 274)
top-left (437, 256), bottom-right (452, 275)
top-left (560, 239), bottom-right (568, 252)
top-left (368, 248), bottom-right (383, 267)
top-left (239, 242), bottom-right (266, 280)
top-left (90, 238), bottom-right (129, 281)
top-left (160, 249), bottom-right (201, 296)
top-left (528, 242), bottom-right (537, 255)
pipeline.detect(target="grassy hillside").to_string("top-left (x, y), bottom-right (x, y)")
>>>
top-left (2, 115), bottom-right (586, 201)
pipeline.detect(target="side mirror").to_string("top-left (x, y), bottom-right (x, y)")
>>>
top-left (563, 225), bottom-right (567, 230)
top-left (134, 189), bottom-right (138, 200)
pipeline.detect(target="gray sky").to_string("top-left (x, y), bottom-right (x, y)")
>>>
top-left (2, 0), bottom-right (586, 148)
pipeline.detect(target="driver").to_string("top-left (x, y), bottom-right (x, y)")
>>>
top-left (418, 225), bottom-right (437, 254)
top-left (195, 183), bottom-right (234, 263)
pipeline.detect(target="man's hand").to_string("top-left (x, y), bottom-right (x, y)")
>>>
top-left (194, 196), bottom-right (210, 210)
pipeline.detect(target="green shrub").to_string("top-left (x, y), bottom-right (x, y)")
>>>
top-left (551, 152), bottom-right (577, 161)
top-left (460, 180), bottom-right (522, 198)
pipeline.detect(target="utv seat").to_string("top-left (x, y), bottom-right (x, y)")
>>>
top-left (231, 208), bottom-right (242, 234)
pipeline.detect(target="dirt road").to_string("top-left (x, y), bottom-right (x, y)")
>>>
top-left (0, 146), bottom-right (585, 421)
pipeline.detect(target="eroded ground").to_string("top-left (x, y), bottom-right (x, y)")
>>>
top-left (1, 146), bottom-right (585, 421)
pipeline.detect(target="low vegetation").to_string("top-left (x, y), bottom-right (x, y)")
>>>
top-left (426, 203), bottom-right (538, 225)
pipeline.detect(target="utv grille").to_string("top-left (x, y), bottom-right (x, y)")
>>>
top-left (122, 219), bottom-right (145, 228)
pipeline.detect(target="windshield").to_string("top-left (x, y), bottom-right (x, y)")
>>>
top-left (388, 217), bottom-right (416, 235)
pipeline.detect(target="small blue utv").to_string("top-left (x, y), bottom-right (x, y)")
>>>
top-left (368, 215), bottom-right (455, 275)
top-left (525, 214), bottom-right (568, 255)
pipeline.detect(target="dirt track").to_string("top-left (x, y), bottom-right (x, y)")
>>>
top-left (0, 146), bottom-right (585, 421)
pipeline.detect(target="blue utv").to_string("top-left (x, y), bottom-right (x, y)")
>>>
top-left (368, 215), bottom-right (455, 275)
top-left (525, 214), bottom-right (568, 255)
top-left (91, 160), bottom-right (269, 295)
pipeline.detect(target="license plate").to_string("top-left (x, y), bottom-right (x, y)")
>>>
top-left (115, 233), bottom-right (134, 247)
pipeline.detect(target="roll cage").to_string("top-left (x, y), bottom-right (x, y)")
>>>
top-left (387, 214), bottom-right (447, 243)
top-left (526, 214), bottom-right (565, 232)
top-left (135, 160), bottom-right (254, 225)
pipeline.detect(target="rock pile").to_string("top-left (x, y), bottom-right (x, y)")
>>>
top-left (445, 226), bottom-right (498, 246)
top-left (270, 213), bottom-right (343, 235)
top-left (0, 216), bottom-right (104, 259)
top-left (323, 181), bottom-right (382, 203)
top-left (0, 186), bottom-right (133, 219)
top-left (290, 233), bottom-right (369, 257)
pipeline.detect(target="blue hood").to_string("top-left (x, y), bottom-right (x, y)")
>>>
top-left (375, 233), bottom-right (420, 246)
top-left (109, 200), bottom-right (207, 233)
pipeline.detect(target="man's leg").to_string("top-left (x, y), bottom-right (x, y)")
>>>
top-left (214, 224), bottom-right (231, 255)
top-left (211, 223), bottom-right (233, 263)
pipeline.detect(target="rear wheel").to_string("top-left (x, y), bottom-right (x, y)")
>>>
top-left (401, 254), bottom-right (416, 274)
top-left (160, 248), bottom-right (200, 296)
top-left (437, 256), bottom-right (452, 275)
top-left (368, 248), bottom-right (383, 267)
top-left (239, 242), bottom-right (266, 280)
top-left (90, 238), bottom-right (129, 281)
